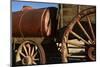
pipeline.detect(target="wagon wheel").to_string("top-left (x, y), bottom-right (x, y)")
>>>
top-left (61, 7), bottom-right (96, 62)
top-left (16, 40), bottom-right (46, 65)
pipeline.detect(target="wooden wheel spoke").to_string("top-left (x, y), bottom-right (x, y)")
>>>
top-left (26, 44), bottom-right (31, 55)
top-left (32, 61), bottom-right (37, 64)
top-left (20, 52), bottom-right (26, 57)
top-left (70, 30), bottom-right (89, 45)
top-left (31, 47), bottom-right (34, 56)
top-left (33, 52), bottom-right (38, 58)
top-left (76, 19), bottom-right (92, 43)
top-left (87, 16), bottom-right (95, 41)
top-left (23, 45), bottom-right (28, 56)
top-left (35, 46), bottom-right (38, 51)
top-left (34, 58), bottom-right (39, 61)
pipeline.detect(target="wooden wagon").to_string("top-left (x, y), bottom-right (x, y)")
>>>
top-left (12, 5), bottom-right (96, 65)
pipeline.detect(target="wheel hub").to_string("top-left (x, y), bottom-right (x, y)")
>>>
top-left (22, 56), bottom-right (33, 65)
top-left (88, 46), bottom-right (96, 61)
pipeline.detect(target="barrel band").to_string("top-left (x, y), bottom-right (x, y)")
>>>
top-left (18, 11), bottom-right (29, 38)
top-left (40, 8), bottom-right (48, 36)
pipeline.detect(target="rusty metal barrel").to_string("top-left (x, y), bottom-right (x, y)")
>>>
top-left (12, 7), bottom-right (58, 37)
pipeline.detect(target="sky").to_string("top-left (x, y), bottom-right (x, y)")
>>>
top-left (12, 1), bottom-right (58, 12)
